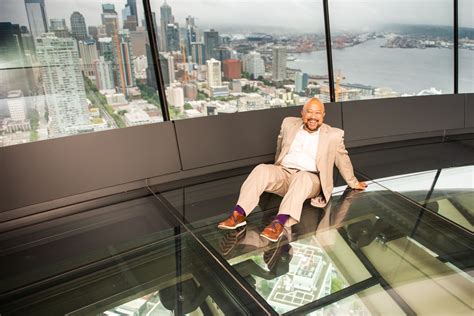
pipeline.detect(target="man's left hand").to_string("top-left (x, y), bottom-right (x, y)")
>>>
top-left (353, 181), bottom-right (368, 190)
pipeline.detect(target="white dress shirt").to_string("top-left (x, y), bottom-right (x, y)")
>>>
top-left (281, 126), bottom-right (320, 172)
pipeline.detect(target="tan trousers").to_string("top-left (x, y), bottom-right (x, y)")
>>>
top-left (237, 164), bottom-right (321, 226)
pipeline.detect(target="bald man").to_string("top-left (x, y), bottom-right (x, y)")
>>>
top-left (218, 97), bottom-right (367, 242)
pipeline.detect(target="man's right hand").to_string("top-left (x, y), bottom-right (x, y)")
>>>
top-left (353, 181), bottom-right (368, 190)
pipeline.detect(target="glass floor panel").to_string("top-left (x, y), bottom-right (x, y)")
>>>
top-left (0, 194), bottom-right (184, 295)
top-left (368, 165), bottom-right (474, 231)
top-left (1, 232), bottom-right (268, 315)
top-left (154, 178), bottom-right (474, 315)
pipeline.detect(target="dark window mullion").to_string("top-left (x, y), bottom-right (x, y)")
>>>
top-left (142, 0), bottom-right (171, 121)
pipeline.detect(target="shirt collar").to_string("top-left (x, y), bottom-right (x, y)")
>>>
top-left (300, 125), bottom-right (321, 135)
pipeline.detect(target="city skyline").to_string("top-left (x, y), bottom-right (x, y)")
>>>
top-left (2, 0), bottom-right (473, 35)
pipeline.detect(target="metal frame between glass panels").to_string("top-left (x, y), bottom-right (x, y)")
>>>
top-left (142, 0), bottom-right (462, 116)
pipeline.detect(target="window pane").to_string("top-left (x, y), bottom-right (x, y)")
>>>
top-left (329, 0), bottom-right (454, 101)
top-left (0, 0), bottom-right (163, 147)
top-left (149, 0), bottom-right (328, 120)
top-left (459, 0), bottom-right (474, 93)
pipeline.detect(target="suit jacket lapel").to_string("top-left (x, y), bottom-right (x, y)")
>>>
top-left (316, 124), bottom-right (329, 171)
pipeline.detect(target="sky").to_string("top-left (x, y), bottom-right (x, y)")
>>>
top-left (1, 0), bottom-right (472, 34)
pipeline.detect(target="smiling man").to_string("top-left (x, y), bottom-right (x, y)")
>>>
top-left (218, 97), bottom-right (367, 242)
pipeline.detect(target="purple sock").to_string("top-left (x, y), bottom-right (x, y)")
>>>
top-left (275, 214), bottom-right (290, 225)
top-left (234, 205), bottom-right (246, 217)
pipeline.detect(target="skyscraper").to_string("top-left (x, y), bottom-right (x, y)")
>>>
top-left (160, 1), bottom-right (173, 51)
top-left (101, 4), bottom-right (118, 37)
top-left (244, 52), bottom-right (265, 79)
top-left (160, 52), bottom-right (175, 86)
top-left (191, 42), bottom-right (205, 65)
top-left (123, 0), bottom-right (138, 29)
top-left (185, 25), bottom-right (197, 60)
top-left (207, 58), bottom-right (222, 88)
top-left (98, 37), bottom-right (114, 62)
top-left (165, 23), bottom-right (180, 52)
top-left (35, 33), bottom-right (90, 136)
top-left (93, 56), bottom-right (114, 90)
top-left (145, 43), bottom-right (157, 89)
top-left (295, 72), bottom-right (309, 93)
top-left (70, 12), bottom-right (88, 41)
top-left (204, 29), bottom-right (219, 61)
top-left (88, 26), bottom-right (98, 41)
top-left (0, 23), bottom-right (33, 96)
top-left (78, 40), bottom-right (98, 77)
top-left (272, 46), bottom-right (287, 81)
top-left (7, 90), bottom-right (27, 121)
top-left (49, 19), bottom-right (69, 38)
top-left (115, 31), bottom-right (135, 93)
top-left (49, 19), bottom-right (66, 31)
top-left (24, 0), bottom-right (48, 38)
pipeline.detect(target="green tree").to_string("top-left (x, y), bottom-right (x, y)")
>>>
top-left (184, 103), bottom-right (193, 110)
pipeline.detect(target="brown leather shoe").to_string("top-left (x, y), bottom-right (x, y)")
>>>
top-left (218, 210), bottom-right (247, 230)
top-left (260, 220), bottom-right (284, 242)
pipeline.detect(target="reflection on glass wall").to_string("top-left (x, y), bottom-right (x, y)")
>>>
top-left (459, 0), bottom-right (474, 93)
top-left (329, 0), bottom-right (457, 101)
top-left (0, 0), bottom-right (162, 147)
top-left (150, 0), bottom-right (328, 119)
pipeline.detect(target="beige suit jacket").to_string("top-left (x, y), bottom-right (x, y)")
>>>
top-left (274, 117), bottom-right (359, 208)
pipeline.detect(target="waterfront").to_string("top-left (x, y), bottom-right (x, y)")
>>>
top-left (289, 38), bottom-right (474, 95)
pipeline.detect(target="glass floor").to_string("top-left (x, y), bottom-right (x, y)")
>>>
top-left (1, 139), bottom-right (473, 315)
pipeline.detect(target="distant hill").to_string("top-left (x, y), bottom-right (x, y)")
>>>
top-left (382, 24), bottom-right (474, 39)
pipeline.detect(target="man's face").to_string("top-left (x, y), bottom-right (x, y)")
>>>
top-left (301, 100), bottom-right (325, 132)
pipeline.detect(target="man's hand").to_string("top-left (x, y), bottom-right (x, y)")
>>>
top-left (353, 181), bottom-right (368, 190)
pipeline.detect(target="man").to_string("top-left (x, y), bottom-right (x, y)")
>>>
top-left (218, 97), bottom-right (367, 242)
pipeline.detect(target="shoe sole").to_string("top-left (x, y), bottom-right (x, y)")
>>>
top-left (218, 221), bottom-right (247, 230)
top-left (260, 231), bottom-right (283, 242)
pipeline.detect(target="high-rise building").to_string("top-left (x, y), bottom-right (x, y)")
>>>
top-left (35, 33), bottom-right (90, 136)
top-left (166, 84), bottom-right (184, 109)
top-left (7, 90), bottom-right (27, 121)
top-left (160, 1), bottom-right (173, 51)
top-left (88, 26), bottom-right (98, 41)
top-left (161, 52), bottom-right (175, 86)
top-left (223, 59), bottom-right (241, 80)
top-left (185, 15), bottom-right (195, 27)
top-left (272, 46), bottom-right (287, 81)
top-left (129, 29), bottom-right (147, 57)
top-left (215, 47), bottom-right (232, 65)
top-left (207, 58), bottom-right (222, 88)
top-left (78, 40), bottom-right (98, 77)
top-left (49, 19), bottom-right (69, 38)
top-left (115, 31), bottom-right (135, 93)
top-left (49, 19), bottom-right (66, 31)
top-left (70, 12), bottom-right (88, 41)
top-left (204, 29), bottom-right (219, 61)
top-left (191, 42), bottom-right (205, 65)
top-left (123, 16), bottom-right (138, 32)
top-left (185, 25), bottom-right (197, 60)
top-left (93, 56), bottom-right (114, 90)
top-left (244, 52), bottom-right (265, 79)
top-left (24, 0), bottom-right (48, 38)
top-left (145, 43), bottom-right (157, 89)
top-left (165, 23), bottom-right (180, 52)
top-left (123, 0), bottom-right (138, 29)
top-left (101, 4), bottom-right (119, 37)
top-left (0, 23), bottom-right (33, 96)
top-left (98, 37), bottom-right (114, 61)
top-left (295, 72), bottom-right (309, 93)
